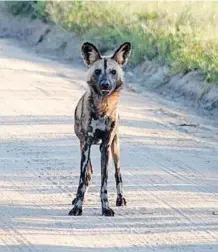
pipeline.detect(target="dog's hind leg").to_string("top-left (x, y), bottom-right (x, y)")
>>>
top-left (111, 134), bottom-right (127, 206)
top-left (69, 138), bottom-right (92, 216)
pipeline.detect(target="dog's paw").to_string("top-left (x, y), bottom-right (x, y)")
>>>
top-left (68, 206), bottom-right (82, 216)
top-left (102, 207), bottom-right (115, 217)
top-left (116, 196), bottom-right (127, 206)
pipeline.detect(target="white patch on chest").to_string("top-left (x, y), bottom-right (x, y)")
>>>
top-left (91, 117), bottom-right (108, 131)
top-left (88, 116), bottom-right (109, 137)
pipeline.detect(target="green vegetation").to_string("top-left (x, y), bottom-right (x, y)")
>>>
top-left (4, 1), bottom-right (35, 17)
top-left (4, 1), bottom-right (48, 21)
top-left (4, 1), bottom-right (218, 82)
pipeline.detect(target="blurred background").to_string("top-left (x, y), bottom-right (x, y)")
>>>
top-left (1, 0), bottom-right (218, 83)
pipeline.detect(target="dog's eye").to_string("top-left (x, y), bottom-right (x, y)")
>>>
top-left (95, 69), bottom-right (101, 75)
top-left (111, 69), bottom-right (116, 75)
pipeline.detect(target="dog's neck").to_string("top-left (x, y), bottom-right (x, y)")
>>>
top-left (90, 90), bottom-right (121, 118)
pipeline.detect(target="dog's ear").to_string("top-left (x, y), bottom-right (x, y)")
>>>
top-left (111, 42), bottom-right (131, 66)
top-left (81, 42), bottom-right (101, 66)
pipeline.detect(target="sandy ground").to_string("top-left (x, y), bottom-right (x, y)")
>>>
top-left (0, 39), bottom-right (218, 252)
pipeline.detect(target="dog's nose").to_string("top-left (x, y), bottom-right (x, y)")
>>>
top-left (100, 82), bottom-right (109, 90)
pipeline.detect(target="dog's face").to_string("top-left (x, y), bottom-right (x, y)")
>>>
top-left (81, 42), bottom-right (131, 97)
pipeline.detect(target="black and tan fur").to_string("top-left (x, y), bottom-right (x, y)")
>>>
top-left (69, 42), bottom-right (131, 216)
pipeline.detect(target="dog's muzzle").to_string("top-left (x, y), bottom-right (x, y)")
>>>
top-left (99, 81), bottom-right (112, 96)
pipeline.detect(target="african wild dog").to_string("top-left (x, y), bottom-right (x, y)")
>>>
top-left (69, 42), bottom-right (131, 216)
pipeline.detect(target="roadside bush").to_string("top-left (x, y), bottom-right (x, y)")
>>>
top-left (5, 1), bottom-right (36, 18)
top-left (4, 1), bottom-right (48, 21)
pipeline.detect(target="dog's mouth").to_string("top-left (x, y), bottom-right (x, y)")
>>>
top-left (100, 89), bottom-right (111, 96)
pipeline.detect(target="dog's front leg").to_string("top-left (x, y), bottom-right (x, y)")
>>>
top-left (69, 137), bottom-right (92, 216)
top-left (72, 142), bottom-right (93, 205)
top-left (111, 134), bottom-right (126, 206)
top-left (100, 142), bottom-right (114, 216)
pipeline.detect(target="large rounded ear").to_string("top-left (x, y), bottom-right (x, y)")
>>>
top-left (111, 42), bottom-right (131, 66)
top-left (81, 42), bottom-right (101, 66)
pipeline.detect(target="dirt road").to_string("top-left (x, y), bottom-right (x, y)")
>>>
top-left (0, 39), bottom-right (218, 251)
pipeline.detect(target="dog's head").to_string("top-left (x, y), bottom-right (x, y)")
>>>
top-left (81, 42), bottom-right (131, 97)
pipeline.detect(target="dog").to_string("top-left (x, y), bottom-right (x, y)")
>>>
top-left (69, 42), bottom-right (131, 216)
